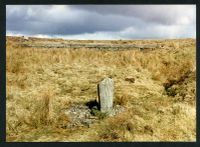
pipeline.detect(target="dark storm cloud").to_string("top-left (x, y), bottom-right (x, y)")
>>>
top-left (6, 5), bottom-right (196, 39)
top-left (70, 5), bottom-right (185, 25)
top-left (6, 5), bottom-right (144, 35)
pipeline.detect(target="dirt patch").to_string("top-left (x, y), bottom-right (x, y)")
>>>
top-left (64, 103), bottom-right (125, 128)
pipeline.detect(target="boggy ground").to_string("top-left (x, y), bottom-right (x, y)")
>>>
top-left (6, 37), bottom-right (196, 141)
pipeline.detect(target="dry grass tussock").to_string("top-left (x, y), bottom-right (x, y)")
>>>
top-left (6, 37), bottom-right (196, 141)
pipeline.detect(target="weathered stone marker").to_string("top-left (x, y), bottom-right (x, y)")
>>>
top-left (97, 77), bottom-right (114, 113)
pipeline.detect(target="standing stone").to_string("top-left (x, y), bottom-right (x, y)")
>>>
top-left (98, 77), bottom-right (114, 113)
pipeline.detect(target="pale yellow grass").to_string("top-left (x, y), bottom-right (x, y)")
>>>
top-left (6, 37), bottom-right (196, 141)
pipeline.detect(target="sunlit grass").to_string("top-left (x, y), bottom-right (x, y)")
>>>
top-left (6, 37), bottom-right (196, 141)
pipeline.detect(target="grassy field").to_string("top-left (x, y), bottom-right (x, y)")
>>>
top-left (6, 36), bottom-right (196, 141)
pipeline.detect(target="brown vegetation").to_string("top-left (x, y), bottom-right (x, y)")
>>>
top-left (6, 36), bottom-right (196, 141)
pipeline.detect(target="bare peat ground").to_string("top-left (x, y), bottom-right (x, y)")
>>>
top-left (6, 36), bottom-right (196, 141)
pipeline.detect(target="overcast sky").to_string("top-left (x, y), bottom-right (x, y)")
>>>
top-left (6, 5), bottom-right (196, 40)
